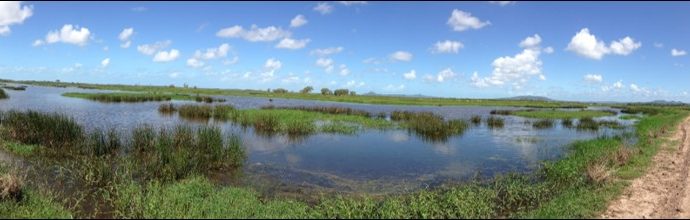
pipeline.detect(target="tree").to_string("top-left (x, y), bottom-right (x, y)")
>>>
top-left (334, 88), bottom-right (349, 96)
top-left (349, 91), bottom-right (356, 96)
top-left (273, 88), bottom-right (288, 94)
top-left (300, 86), bottom-right (314, 94)
top-left (321, 88), bottom-right (332, 95)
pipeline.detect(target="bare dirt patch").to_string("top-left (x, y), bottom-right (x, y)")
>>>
top-left (601, 116), bottom-right (690, 218)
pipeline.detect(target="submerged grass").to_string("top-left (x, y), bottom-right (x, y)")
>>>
top-left (532, 119), bottom-right (554, 129)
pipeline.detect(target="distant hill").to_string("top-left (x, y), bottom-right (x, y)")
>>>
top-left (500, 95), bottom-right (554, 101)
top-left (644, 100), bottom-right (687, 106)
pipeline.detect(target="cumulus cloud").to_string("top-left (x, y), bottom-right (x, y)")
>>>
top-left (216, 25), bottom-right (291, 42)
top-left (0, 1), bottom-right (33, 36)
top-left (654, 42), bottom-right (664, 48)
top-left (344, 80), bottom-right (365, 88)
top-left (447, 9), bottom-right (490, 32)
top-left (390, 51), bottom-right (413, 62)
top-left (311, 47), bottom-right (343, 56)
top-left (118, 27), bottom-right (134, 48)
top-left (313, 2), bottom-right (333, 15)
top-left (489, 1), bottom-right (515, 6)
top-left (583, 74), bottom-right (602, 83)
top-left (33, 24), bottom-right (91, 46)
top-left (315, 58), bottom-right (334, 73)
top-left (153, 49), bottom-right (180, 62)
top-left (186, 43), bottom-right (231, 68)
top-left (403, 70), bottom-right (416, 80)
top-left (425, 68), bottom-right (456, 83)
top-left (432, 40), bottom-right (463, 54)
top-left (137, 40), bottom-right (171, 55)
top-left (275, 38), bottom-right (310, 49)
top-left (258, 58), bottom-right (282, 83)
top-left (566, 28), bottom-right (641, 60)
top-left (542, 47), bottom-right (554, 54)
top-left (471, 34), bottom-right (544, 89)
top-left (672, 48), bottom-right (687, 57)
top-left (101, 58), bottom-right (110, 67)
top-left (290, 14), bottom-right (307, 28)
top-left (629, 83), bottom-right (641, 92)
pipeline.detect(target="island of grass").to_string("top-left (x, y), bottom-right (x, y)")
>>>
top-left (508, 109), bottom-right (616, 119)
top-left (62, 92), bottom-right (225, 103)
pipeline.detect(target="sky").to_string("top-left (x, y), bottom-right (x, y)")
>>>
top-left (1, 1), bottom-right (690, 102)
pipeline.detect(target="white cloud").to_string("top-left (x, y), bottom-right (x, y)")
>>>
top-left (186, 58), bottom-right (204, 68)
top-left (315, 58), bottom-right (334, 73)
top-left (629, 83), bottom-right (641, 92)
top-left (339, 64), bottom-right (350, 76)
top-left (489, 1), bottom-right (515, 6)
top-left (426, 68), bottom-right (456, 83)
top-left (275, 38), bottom-right (310, 49)
top-left (137, 40), bottom-right (171, 55)
top-left (290, 14), bottom-right (308, 28)
top-left (403, 70), bottom-right (416, 80)
top-left (169, 72), bottom-right (180, 78)
top-left (613, 80), bottom-right (623, 89)
top-left (338, 1), bottom-right (367, 5)
top-left (583, 74), bottom-right (602, 83)
top-left (216, 25), bottom-right (290, 42)
top-left (311, 47), bottom-right (343, 56)
top-left (654, 42), bottom-right (664, 48)
top-left (672, 48), bottom-right (687, 57)
top-left (153, 49), bottom-right (180, 62)
top-left (432, 40), bottom-right (463, 54)
top-left (101, 58), bottom-right (110, 67)
top-left (542, 47), bottom-right (554, 54)
top-left (447, 9), bottom-right (490, 32)
top-left (34, 24), bottom-right (91, 46)
top-left (566, 28), bottom-right (641, 60)
top-left (0, 1), bottom-right (33, 36)
top-left (259, 58), bottom-right (282, 83)
top-left (390, 51), bottom-right (413, 62)
top-left (609, 37), bottom-right (641, 55)
top-left (471, 35), bottom-right (543, 89)
top-left (314, 2), bottom-right (333, 15)
top-left (519, 34), bottom-right (541, 48)
top-left (118, 27), bottom-right (134, 48)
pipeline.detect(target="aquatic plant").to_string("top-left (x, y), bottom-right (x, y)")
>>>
top-left (158, 103), bottom-right (177, 114)
top-left (486, 116), bottom-right (505, 129)
top-left (261, 105), bottom-right (371, 117)
top-left (532, 119), bottom-right (554, 129)
top-left (490, 110), bottom-right (513, 115)
top-left (561, 118), bottom-right (573, 128)
top-left (390, 111), bottom-right (468, 142)
top-left (471, 115), bottom-right (482, 125)
top-left (64, 92), bottom-right (172, 103)
top-left (576, 117), bottom-right (599, 131)
top-left (0, 88), bottom-right (7, 99)
top-left (194, 95), bottom-right (226, 103)
top-left (0, 110), bottom-right (83, 150)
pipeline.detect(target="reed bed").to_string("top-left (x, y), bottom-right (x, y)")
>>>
top-left (261, 105), bottom-right (371, 117)
top-left (0, 88), bottom-right (7, 99)
top-left (64, 92), bottom-right (172, 103)
top-left (532, 119), bottom-right (554, 129)
top-left (390, 111), bottom-right (468, 142)
top-left (486, 116), bottom-right (505, 129)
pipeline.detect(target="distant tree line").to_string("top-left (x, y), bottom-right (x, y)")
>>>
top-left (267, 86), bottom-right (356, 96)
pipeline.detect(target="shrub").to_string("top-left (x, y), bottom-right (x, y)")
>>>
top-left (300, 86), bottom-right (314, 94)
top-left (334, 89), bottom-right (350, 96)
top-left (321, 88), bottom-right (333, 96)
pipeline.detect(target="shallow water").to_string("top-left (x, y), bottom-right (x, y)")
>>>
top-left (0, 84), bottom-right (635, 193)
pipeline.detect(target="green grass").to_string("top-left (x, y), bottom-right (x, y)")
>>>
top-left (510, 109), bottom-right (615, 119)
top-left (0, 140), bottom-right (37, 157)
top-left (232, 109), bottom-right (393, 135)
top-left (390, 111), bottom-right (468, 142)
top-left (7, 79), bottom-right (594, 108)
top-left (0, 187), bottom-right (73, 218)
top-left (619, 114), bottom-right (643, 120)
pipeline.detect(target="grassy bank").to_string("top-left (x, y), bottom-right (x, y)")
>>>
top-left (0, 107), bottom-right (686, 218)
top-left (0, 165), bottom-right (72, 218)
top-left (8, 79), bottom-right (592, 108)
top-left (499, 109), bottom-right (616, 119)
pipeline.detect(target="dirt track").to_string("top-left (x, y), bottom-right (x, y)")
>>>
top-left (601, 116), bottom-right (690, 218)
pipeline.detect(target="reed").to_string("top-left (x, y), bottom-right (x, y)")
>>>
top-left (471, 115), bottom-right (482, 125)
top-left (0, 88), bottom-right (7, 99)
top-left (532, 119), bottom-right (554, 129)
top-left (158, 103), bottom-right (177, 114)
top-left (64, 92), bottom-right (172, 103)
top-left (390, 111), bottom-right (468, 142)
top-left (0, 110), bottom-right (83, 150)
top-left (486, 116), bottom-right (505, 129)
top-left (261, 105), bottom-right (371, 117)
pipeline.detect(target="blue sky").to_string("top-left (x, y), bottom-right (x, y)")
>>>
top-left (1, 1), bottom-right (689, 102)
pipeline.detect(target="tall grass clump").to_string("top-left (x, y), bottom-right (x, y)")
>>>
top-left (561, 118), bottom-right (573, 128)
top-left (471, 115), bottom-right (482, 125)
top-left (158, 103), bottom-right (176, 114)
top-left (532, 119), bottom-right (554, 129)
top-left (194, 95), bottom-right (226, 103)
top-left (0, 88), bottom-right (7, 99)
top-left (576, 117), bottom-right (599, 131)
top-left (486, 116), bottom-right (505, 129)
top-left (175, 104), bottom-right (235, 121)
top-left (0, 110), bottom-right (83, 150)
top-left (490, 110), bottom-right (513, 115)
top-left (130, 124), bottom-right (246, 182)
top-left (620, 106), bottom-right (660, 115)
top-left (82, 128), bottom-right (121, 157)
top-left (261, 105), bottom-right (371, 117)
top-left (390, 111), bottom-right (468, 142)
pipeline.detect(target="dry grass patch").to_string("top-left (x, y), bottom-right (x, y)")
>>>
top-left (0, 173), bottom-right (23, 202)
